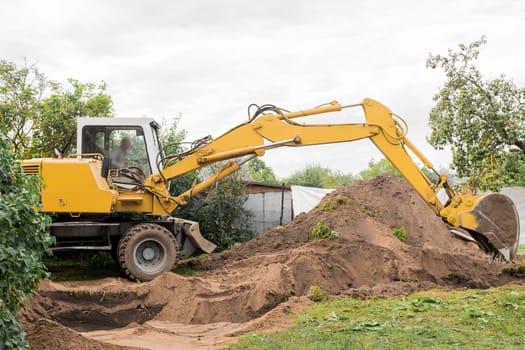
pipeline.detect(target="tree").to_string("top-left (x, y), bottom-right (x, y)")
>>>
top-left (284, 164), bottom-right (330, 188)
top-left (174, 165), bottom-right (254, 251)
top-left (284, 164), bottom-right (355, 188)
top-left (0, 60), bottom-right (113, 158)
top-left (30, 79), bottom-right (112, 157)
top-left (426, 37), bottom-right (525, 190)
top-left (159, 114), bottom-right (187, 156)
top-left (0, 60), bottom-right (46, 155)
top-left (158, 121), bottom-right (254, 251)
top-left (359, 158), bottom-right (400, 180)
top-left (0, 127), bottom-right (54, 349)
top-left (158, 115), bottom-right (194, 196)
top-left (247, 158), bottom-right (279, 184)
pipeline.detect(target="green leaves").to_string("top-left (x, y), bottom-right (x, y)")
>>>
top-left (359, 158), bottom-right (400, 181)
top-left (247, 158), bottom-right (279, 184)
top-left (311, 222), bottom-right (338, 240)
top-left (284, 164), bottom-right (356, 188)
top-left (427, 37), bottom-right (525, 190)
top-left (0, 128), bottom-right (53, 349)
top-left (0, 60), bottom-right (113, 158)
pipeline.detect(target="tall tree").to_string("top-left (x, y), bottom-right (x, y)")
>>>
top-left (0, 60), bottom-right (113, 158)
top-left (30, 79), bottom-right (112, 157)
top-left (426, 37), bottom-right (525, 190)
top-left (0, 60), bottom-right (46, 154)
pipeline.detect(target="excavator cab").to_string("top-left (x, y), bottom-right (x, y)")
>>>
top-left (77, 117), bottom-right (163, 177)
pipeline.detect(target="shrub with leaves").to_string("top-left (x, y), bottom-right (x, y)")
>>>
top-left (308, 285), bottom-right (327, 302)
top-left (0, 128), bottom-right (53, 349)
top-left (319, 195), bottom-right (354, 212)
top-left (175, 166), bottom-right (254, 251)
top-left (311, 222), bottom-right (339, 240)
top-left (392, 227), bottom-right (409, 242)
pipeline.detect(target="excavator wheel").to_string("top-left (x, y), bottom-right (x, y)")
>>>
top-left (117, 223), bottom-right (178, 282)
top-left (462, 193), bottom-right (521, 261)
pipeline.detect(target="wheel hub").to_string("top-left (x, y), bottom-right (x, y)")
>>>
top-left (142, 247), bottom-right (156, 261)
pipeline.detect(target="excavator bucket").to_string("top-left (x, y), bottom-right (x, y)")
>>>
top-left (457, 193), bottom-right (520, 261)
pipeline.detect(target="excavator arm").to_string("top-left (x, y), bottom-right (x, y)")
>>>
top-left (145, 98), bottom-right (520, 260)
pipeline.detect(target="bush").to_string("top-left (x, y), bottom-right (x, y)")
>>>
top-left (319, 195), bottom-right (354, 212)
top-left (392, 227), bottom-right (408, 242)
top-left (311, 222), bottom-right (339, 240)
top-left (0, 128), bottom-right (54, 349)
top-left (308, 285), bottom-right (327, 302)
top-left (175, 168), bottom-right (255, 251)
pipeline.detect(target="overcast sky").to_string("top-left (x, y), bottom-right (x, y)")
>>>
top-left (2, 0), bottom-right (524, 178)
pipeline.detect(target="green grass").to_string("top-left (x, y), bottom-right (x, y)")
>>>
top-left (229, 285), bottom-right (525, 349)
top-left (518, 245), bottom-right (525, 256)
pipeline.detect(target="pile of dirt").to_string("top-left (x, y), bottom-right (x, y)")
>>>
top-left (201, 173), bottom-right (509, 289)
top-left (21, 174), bottom-right (524, 349)
top-left (25, 318), bottom-right (143, 350)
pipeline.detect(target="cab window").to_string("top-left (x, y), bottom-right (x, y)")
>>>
top-left (82, 126), bottom-right (152, 176)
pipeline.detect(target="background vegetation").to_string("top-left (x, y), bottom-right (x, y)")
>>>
top-left (426, 36), bottom-right (525, 191)
top-left (0, 60), bottom-right (113, 157)
top-left (0, 128), bottom-right (53, 349)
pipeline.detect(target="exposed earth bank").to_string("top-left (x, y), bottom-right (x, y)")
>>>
top-left (21, 174), bottom-right (525, 349)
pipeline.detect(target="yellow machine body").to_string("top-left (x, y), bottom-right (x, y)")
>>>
top-left (23, 157), bottom-right (117, 213)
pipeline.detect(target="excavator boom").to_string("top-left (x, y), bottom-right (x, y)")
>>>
top-left (151, 98), bottom-right (520, 260)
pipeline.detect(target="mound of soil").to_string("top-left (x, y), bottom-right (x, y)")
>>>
top-left (202, 173), bottom-right (509, 289)
top-left (21, 174), bottom-right (524, 349)
top-left (25, 318), bottom-right (143, 350)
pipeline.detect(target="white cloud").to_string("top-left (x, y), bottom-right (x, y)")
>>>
top-left (1, 0), bottom-right (524, 177)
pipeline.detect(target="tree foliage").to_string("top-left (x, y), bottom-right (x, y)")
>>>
top-left (0, 128), bottom-right (54, 349)
top-left (159, 121), bottom-right (254, 251)
top-left (247, 158), bottom-right (279, 184)
top-left (284, 164), bottom-right (355, 188)
top-left (174, 166), bottom-right (254, 251)
top-left (426, 37), bottom-right (525, 190)
top-left (159, 114), bottom-right (187, 156)
top-left (358, 158), bottom-right (400, 180)
top-left (358, 158), bottom-right (440, 184)
top-left (0, 60), bottom-right (113, 158)
top-left (158, 115), bottom-right (193, 195)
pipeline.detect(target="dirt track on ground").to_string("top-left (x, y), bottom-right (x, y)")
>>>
top-left (20, 174), bottom-right (525, 349)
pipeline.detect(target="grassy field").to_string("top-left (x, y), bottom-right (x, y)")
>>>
top-left (230, 284), bottom-right (525, 350)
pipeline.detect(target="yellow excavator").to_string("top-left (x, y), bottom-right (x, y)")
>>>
top-left (22, 98), bottom-right (520, 281)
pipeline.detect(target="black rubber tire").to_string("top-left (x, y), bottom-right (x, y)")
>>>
top-left (117, 223), bottom-right (177, 282)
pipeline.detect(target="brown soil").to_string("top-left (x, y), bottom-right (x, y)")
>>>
top-left (21, 174), bottom-right (524, 349)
